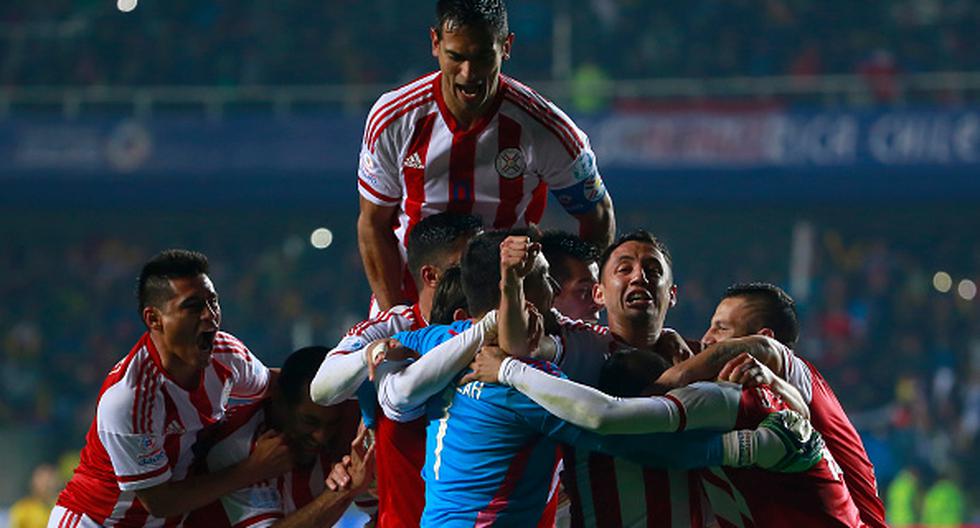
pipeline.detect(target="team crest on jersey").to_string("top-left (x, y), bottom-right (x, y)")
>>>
top-left (495, 148), bottom-right (526, 179)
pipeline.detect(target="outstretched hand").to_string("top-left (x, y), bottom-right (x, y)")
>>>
top-left (718, 352), bottom-right (774, 387)
top-left (459, 346), bottom-right (509, 386)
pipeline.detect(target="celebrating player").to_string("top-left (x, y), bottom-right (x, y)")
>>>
top-left (49, 250), bottom-right (287, 528)
top-left (357, 0), bottom-right (615, 312)
top-left (185, 346), bottom-right (372, 528)
top-left (540, 230), bottom-right (601, 322)
top-left (659, 282), bottom-right (887, 528)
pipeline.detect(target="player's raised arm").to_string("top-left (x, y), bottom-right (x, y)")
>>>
top-left (357, 197), bottom-right (404, 311)
top-left (575, 192), bottom-right (615, 251)
top-left (375, 311), bottom-right (498, 421)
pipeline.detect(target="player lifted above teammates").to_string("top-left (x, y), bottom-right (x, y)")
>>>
top-left (357, 0), bottom-right (615, 311)
top-left (50, 250), bottom-right (288, 528)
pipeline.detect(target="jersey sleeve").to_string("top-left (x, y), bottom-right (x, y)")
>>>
top-left (96, 385), bottom-right (171, 491)
top-left (357, 98), bottom-right (403, 207)
top-left (215, 333), bottom-right (270, 400)
top-left (781, 348), bottom-right (814, 404)
top-left (533, 105), bottom-right (606, 215)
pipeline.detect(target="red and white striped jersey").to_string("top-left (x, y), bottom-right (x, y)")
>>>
top-left (357, 71), bottom-right (607, 299)
top-left (553, 320), bottom-right (708, 527)
top-left (692, 383), bottom-right (863, 527)
top-left (56, 332), bottom-right (269, 528)
top-left (781, 352), bottom-right (886, 528)
top-left (310, 304), bottom-right (426, 407)
top-left (183, 403), bottom-right (343, 528)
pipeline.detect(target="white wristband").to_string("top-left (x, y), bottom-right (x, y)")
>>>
top-left (498, 356), bottom-right (520, 386)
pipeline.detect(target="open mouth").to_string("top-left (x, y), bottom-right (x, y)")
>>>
top-left (455, 81), bottom-right (484, 101)
top-left (197, 330), bottom-right (217, 354)
top-left (624, 290), bottom-right (654, 308)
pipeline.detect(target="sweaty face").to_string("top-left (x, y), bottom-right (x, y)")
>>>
top-left (155, 274), bottom-right (221, 372)
top-left (596, 241), bottom-right (676, 331)
top-left (284, 395), bottom-right (347, 467)
top-left (701, 297), bottom-right (756, 348)
top-left (553, 258), bottom-right (600, 322)
top-left (431, 22), bottom-right (512, 124)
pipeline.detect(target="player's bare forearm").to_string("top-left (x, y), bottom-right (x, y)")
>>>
top-left (657, 336), bottom-right (785, 389)
top-left (575, 193), bottom-right (615, 250)
top-left (270, 490), bottom-right (355, 528)
top-left (135, 430), bottom-right (291, 517)
top-left (357, 198), bottom-right (403, 310)
top-left (498, 280), bottom-right (529, 357)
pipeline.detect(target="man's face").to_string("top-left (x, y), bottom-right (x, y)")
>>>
top-left (523, 252), bottom-right (557, 315)
top-left (553, 257), bottom-right (600, 322)
top-left (153, 274), bottom-right (221, 371)
top-left (701, 296), bottom-right (756, 348)
top-left (283, 394), bottom-right (348, 467)
top-left (431, 22), bottom-right (512, 119)
top-left (595, 241), bottom-right (676, 331)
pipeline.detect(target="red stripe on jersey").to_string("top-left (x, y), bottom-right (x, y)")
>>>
top-left (365, 82), bottom-right (433, 143)
top-left (475, 437), bottom-right (541, 527)
top-left (644, 470), bottom-right (670, 528)
top-left (504, 77), bottom-right (585, 151)
top-left (403, 112), bottom-right (438, 247)
top-left (665, 394), bottom-right (686, 432)
top-left (144, 375), bottom-right (159, 434)
top-left (559, 447), bottom-right (585, 528)
top-left (503, 87), bottom-right (584, 160)
top-left (291, 466), bottom-right (314, 509)
top-left (231, 512), bottom-right (284, 528)
top-left (493, 114), bottom-right (524, 228)
top-left (368, 94), bottom-right (436, 152)
top-left (447, 128), bottom-right (477, 215)
top-left (212, 358), bottom-right (233, 385)
top-left (358, 177), bottom-right (400, 204)
top-left (188, 377), bottom-right (218, 427)
top-left (587, 454), bottom-right (622, 528)
top-left (119, 494), bottom-right (150, 528)
top-left (688, 472), bottom-right (705, 528)
top-left (525, 181), bottom-right (548, 225)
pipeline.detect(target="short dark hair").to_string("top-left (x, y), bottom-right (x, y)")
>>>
top-left (407, 212), bottom-right (483, 285)
top-left (723, 282), bottom-right (800, 346)
top-left (599, 347), bottom-right (671, 397)
top-left (541, 231), bottom-right (599, 285)
top-left (597, 229), bottom-right (673, 277)
top-left (460, 227), bottom-right (538, 316)
top-left (279, 346), bottom-right (329, 407)
top-left (137, 249), bottom-right (209, 315)
top-left (429, 266), bottom-right (468, 325)
top-left (435, 0), bottom-right (509, 42)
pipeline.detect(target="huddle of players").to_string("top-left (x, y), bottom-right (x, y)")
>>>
top-left (310, 213), bottom-right (887, 528)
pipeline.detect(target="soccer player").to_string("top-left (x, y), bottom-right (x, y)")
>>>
top-left (184, 346), bottom-right (373, 528)
top-left (661, 282), bottom-right (887, 528)
top-left (357, 0), bottom-right (615, 312)
top-left (373, 229), bottom-right (822, 527)
top-left (541, 230), bottom-right (601, 322)
top-left (49, 250), bottom-right (288, 528)
top-left (309, 212), bottom-right (481, 528)
top-left (466, 344), bottom-right (862, 526)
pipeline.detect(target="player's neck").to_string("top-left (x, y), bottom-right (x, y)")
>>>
top-left (418, 289), bottom-right (434, 324)
top-left (608, 318), bottom-right (661, 350)
top-left (150, 334), bottom-right (202, 389)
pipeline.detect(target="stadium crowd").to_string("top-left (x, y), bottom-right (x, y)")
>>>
top-left (2, 0), bottom-right (978, 87)
top-left (1, 205), bottom-right (977, 524)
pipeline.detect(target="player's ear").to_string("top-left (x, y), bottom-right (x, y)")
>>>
top-left (668, 284), bottom-right (678, 308)
top-left (452, 308), bottom-right (469, 321)
top-left (757, 327), bottom-right (775, 339)
top-left (501, 33), bottom-right (514, 61)
top-left (420, 264), bottom-right (440, 289)
top-left (593, 282), bottom-right (605, 308)
top-left (430, 27), bottom-right (441, 57)
top-left (143, 306), bottom-right (162, 332)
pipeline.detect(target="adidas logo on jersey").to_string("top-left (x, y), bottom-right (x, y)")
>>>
top-left (403, 152), bottom-right (424, 170)
top-left (165, 420), bottom-right (185, 435)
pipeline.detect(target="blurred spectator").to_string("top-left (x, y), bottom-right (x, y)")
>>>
top-left (921, 475), bottom-right (966, 527)
top-left (9, 464), bottom-right (57, 528)
top-left (886, 466), bottom-right (920, 527)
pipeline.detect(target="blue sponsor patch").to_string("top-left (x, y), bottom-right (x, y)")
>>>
top-left (551, 175), bottom-right (606, 214)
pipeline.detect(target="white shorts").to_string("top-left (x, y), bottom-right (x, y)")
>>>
top-left (48, 505), bottom-right (103, 528)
